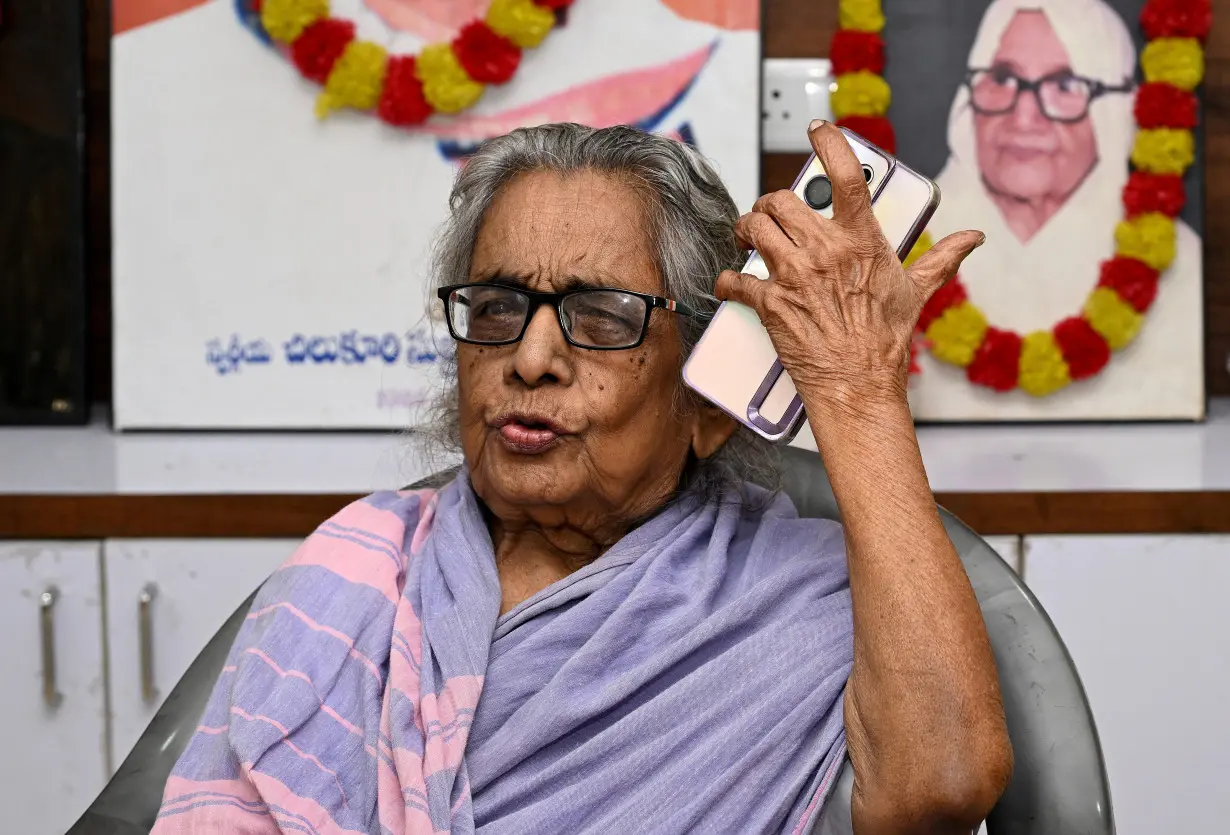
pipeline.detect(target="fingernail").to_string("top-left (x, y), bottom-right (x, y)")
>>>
top-left (976, 232), bottom-right (987, 247)
top-left (809, 119), bottom-right (827, 132)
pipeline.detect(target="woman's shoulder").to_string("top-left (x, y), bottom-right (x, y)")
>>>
top-left (729, 486), bottom-right (847, 567)
top-left (272, 488), bottom-right (443, 586)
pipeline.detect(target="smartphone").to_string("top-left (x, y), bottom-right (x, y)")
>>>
top-left (682, 128), bottom-right (940, 443)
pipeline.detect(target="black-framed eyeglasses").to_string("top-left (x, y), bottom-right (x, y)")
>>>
top-left (965, 66), bottom-right (1133, 123)
top-left (436, 283), bottom-right (700, 350)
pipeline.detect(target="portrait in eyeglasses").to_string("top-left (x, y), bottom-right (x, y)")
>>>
top-left (882, 0), bottom-right (1204, 422)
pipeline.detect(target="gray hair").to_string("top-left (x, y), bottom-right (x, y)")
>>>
top-left (415, 122), bottom-right (781, 498)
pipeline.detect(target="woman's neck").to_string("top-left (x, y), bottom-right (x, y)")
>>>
top-left (982, 179), bottom-right (1066, 243)
top-left (485, 513), bottom-right (621, 616)
top-left (980, 165), bottom-right (1094, 244)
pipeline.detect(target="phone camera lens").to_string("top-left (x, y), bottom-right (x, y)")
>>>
top-left (803, 176), bottom-right (833, 210)
top-left (862, 165), bottom-right (874, 183)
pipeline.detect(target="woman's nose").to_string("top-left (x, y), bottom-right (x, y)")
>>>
top-left (510, 305), bottom-right (572, 386)
top-left (1011, 89), bottom-right (1048, 128)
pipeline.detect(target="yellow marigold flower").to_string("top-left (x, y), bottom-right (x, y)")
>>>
top-left (1114, 212), bottom-right (1176, 272)
top-left (1083, 288), bottom-right (1145, 351)
top-left (416, 44), bottom-right (484, 114)
top-left (831, 71), bottom-right (891, 119)
top-left (925, 301), bottom-right (987, 367)
top-left (839, 0), bottom-right (885, 33)
top-left (1018, 331), bottom-right (1071, 397)
top-left (486, 0), bottom-right (556, 49)
top-left (1141, 37), bottom-right (1205, 91)
top-left (1131, 128), bottom-right (1195, 176)
top-left (316, 41), bottom-right (388, 118)
top-left (903, 231), bottom-right (934, 270)
top-left (260, 0), bottom-right (328, 44)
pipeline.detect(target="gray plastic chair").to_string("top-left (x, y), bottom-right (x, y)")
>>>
top-left (66, 448), bottom-right (1114, 834)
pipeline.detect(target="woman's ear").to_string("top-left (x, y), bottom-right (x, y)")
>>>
top-left (690, 400), bottom-right (739, 460)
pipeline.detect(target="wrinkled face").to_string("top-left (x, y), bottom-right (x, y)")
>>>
top-left (454, 170), bottom-right (732, 540)
top-left (973, 11), bottom-right (1098, 206)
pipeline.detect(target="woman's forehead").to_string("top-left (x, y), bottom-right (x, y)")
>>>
top-left (993, 11), bottom-right (1071, 73)
top-left (471, 170), bottom-right (663, 293)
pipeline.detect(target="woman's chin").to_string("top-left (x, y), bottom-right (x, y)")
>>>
top-left (985, 171), bottom-right (1057, 204)
top-left (474, 457), bottom-right (582, 510)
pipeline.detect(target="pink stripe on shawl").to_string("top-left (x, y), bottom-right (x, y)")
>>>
top-left (245, 602), bottom-right (383, 681)
top-left (156, 777), bottom-right (277, 834)
top-left (284, 495), bottom-right (437, 603)
top-left (420, 676), bottom-right (484, 775)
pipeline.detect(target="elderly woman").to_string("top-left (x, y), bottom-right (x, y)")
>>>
top-left (154, 122), bottom-right (1010, 834)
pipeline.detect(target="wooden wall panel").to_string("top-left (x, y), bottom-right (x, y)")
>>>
top-left (82, 0), bottom-right (1230, 403)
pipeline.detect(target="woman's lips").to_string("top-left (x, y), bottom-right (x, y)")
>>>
top-left (493, 415), bottom-right (568, 454)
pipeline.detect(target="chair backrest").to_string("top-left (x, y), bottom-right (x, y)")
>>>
top-left (67, 587), bottom-right (258, 835)
top-left (781, 447), bottom-right (1115, 835)
top-left (69, 450), bottom-right (1114, 834)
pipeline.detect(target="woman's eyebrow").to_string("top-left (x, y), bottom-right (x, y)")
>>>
top-left (475, 271), bottom-right (615, 292)
top-left (987, 58), bottom-right (1074, 78)
top-left (474, 269), bottom-right (532, 287)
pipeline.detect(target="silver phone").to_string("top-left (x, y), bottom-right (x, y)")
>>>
top-left (682, 128), bottom-right (940, 443)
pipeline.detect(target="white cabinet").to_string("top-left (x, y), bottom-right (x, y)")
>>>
top-left (0, 542), bottom-right (108, 835)
top-left (1023, 535), bottom-right (1230, 835)
top-left (103, 539), bottom-right (298, 770)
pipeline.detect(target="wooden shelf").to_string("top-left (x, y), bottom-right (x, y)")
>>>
top-left (3, 402), bottom-right (1229, 538)
top-left (4, 490), bottom-right (1230, 539)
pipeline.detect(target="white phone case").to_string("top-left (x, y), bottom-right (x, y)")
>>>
top-left (682, 128), bottom-right (940, 443)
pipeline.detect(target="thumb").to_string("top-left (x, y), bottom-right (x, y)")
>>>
top-left (714, 269), bottom-right (771, 313)
top-left (905, 230), bottom-right (985, 300)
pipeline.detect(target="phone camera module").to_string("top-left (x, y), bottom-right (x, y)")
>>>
top-left (803, 176), bottom-right (833, 211)
top-left (862, 165), bottom-right (874, 183)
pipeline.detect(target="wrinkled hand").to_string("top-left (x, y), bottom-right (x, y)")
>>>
top-left (715, 121), bottom-right (984, 408)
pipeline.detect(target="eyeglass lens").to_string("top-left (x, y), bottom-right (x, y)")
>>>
top-left (969, 68), bottom-right (1096, 121)
top-left (448, 286), bottom-right (650, 348)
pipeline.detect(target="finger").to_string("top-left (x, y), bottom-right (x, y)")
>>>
top-left (905, 230), bottom-right (986, 300)
top-left (714, 269), bottom-right (771, 312)
top-left (807, 120), bottom-right (872, 225)
top-left (734, 211), bottom-right (795, 261)
top-left (752, 189), bottom-right (826, 245)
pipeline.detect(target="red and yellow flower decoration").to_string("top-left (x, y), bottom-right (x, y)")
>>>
top-left (254, 0), bottom-right (572, 126)
top-left (830, 0), bottom-right (1210, 396)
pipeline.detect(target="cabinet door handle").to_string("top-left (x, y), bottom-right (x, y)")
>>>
top-left (139, 583), bottom-right (159, 704)
top-left (39, 587), bottom-right (64, 709)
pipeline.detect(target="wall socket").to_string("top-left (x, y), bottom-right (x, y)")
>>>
top-left (762, 58), bottom-right (834, 153)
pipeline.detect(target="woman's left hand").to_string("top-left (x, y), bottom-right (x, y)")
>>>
top-left (715, 120), bottom-right (984, 408)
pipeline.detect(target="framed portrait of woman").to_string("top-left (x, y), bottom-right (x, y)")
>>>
top-left (882, 0), bottom-right (1206, 421)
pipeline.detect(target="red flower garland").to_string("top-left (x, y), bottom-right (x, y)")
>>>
top-left (292, 18), bottom-right (355, 84)
top-left (837, 114), bottom-right (896, 154)
top-left (1141, 0), bottom-right (1212, 39)
top-left (257, 0), bottom-right (573, 130)
top-left (1135, 82), bottom-right (1199, 129)
top-left (830, 30), bottom-right (885, 76)
top-left (453, 22), bottom-right (522, 84)
top-left (966, 328), bottom-right (1022, 391)
top-left (1053, 317), bottom-right (1111, 379)
top-left (1097, 256), bottom-right (1161, 312)
top-left (918, 275), bottom-right (966, 331)
top-left (378, 56), bottom-right (434, 127)
top-left (1122, 171), bottom-right (1186, 217)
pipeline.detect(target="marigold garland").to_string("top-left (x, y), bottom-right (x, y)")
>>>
top-left (834, 0), bottom-right (1208, 396)
top-left (251, 0), bottom-right (572, 127)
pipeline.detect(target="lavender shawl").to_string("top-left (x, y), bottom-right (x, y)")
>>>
top-left (154, 470), bottom-right (854, 834)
